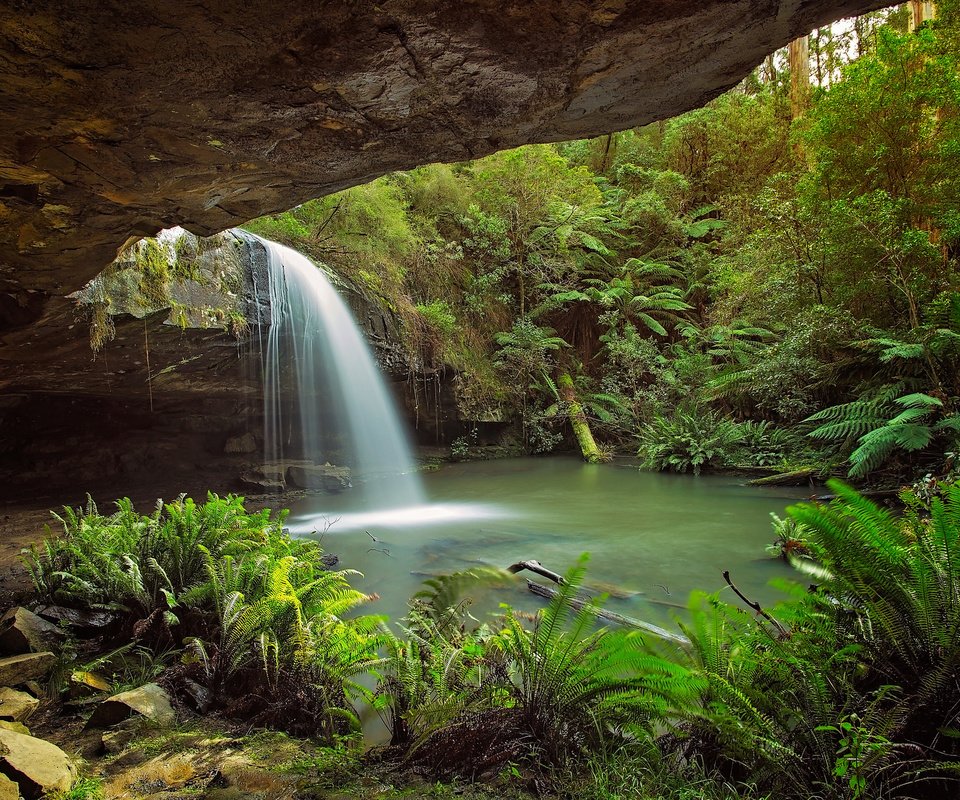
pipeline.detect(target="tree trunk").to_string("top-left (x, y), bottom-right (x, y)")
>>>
top-left (763, 53), bottom-right (776, 86)
top-left (909, 1), bottom-right (936, 31)
top-left (557, 372), bottom-right (602, 463)
top-left (789, 35), bottom-right (811, 119)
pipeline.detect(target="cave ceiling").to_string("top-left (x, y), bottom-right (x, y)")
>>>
top-left (0, 0), bottom-right (887, 332)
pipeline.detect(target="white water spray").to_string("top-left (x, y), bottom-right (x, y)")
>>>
top-left (245, 232), bottom-right (425, 509)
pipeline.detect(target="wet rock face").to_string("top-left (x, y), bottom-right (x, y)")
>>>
top-left (0, 0), bottom-right (884, 312)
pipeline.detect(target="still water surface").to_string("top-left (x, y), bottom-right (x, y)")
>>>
top-left (285, 457), bottom-right (812, 627)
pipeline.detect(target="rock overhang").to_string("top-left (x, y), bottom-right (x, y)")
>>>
top-left (0, 0), bottom-right (889, 318)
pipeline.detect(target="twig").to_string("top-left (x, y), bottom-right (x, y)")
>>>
top-left (313, 198), bottom-right (344, 239)
top-left (723, 570), bottom-right (788, 636)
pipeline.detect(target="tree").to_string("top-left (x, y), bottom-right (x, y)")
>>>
top-left (789, 35), bottom-right (811, 119)
top-left (910, 0), bottom-right (937, 31)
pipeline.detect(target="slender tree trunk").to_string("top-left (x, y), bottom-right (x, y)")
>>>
top-left (557, 373), bottom-right (602, 463)
top-left (599, 133), bottom-right (615, 173)
top-left (764, 53), bottom-right (776, 86)
top-left (909, 1), bottom-right (936, 31)
top-left (789, 35), bottom-right (811, 119)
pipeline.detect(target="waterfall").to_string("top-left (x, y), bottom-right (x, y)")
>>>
top-left (243, 232), bottom-right (425, 509)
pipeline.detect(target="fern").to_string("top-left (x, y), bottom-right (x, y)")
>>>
top-left (637, 410), bottom-right (744, 475)
top-left (806, 389), bottom-right (960, 478)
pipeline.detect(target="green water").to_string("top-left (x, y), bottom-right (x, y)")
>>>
top-left (286, 456), bottom-right (812, 627)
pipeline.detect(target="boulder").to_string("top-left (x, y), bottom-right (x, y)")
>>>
top-left (0, 774), bottom-right (16, 800)
top-left (286, 463), bottom-right (352, 493)
top-left (0, 689), bottom-right (38, 722)
top-left (239, 465), bottom-right (285, 493)
top-left (0, 608), bottom-right (63, 655)
top-left (224, 433), bottom-right (257, 454)
top-left (0, 653), bottom-right (56, 687)
top-left (36, 605), bottom-right (115, 631)
top-left (86, 683), bottom-right (175, 729)
top-left (0, 722), bottom-right (30, 736)
top-left (0, 728), bottom-right (76, 797)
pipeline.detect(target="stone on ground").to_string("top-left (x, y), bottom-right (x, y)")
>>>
top-left (0, 608), bottom-right (63, 655)
top-left (0, 688), bottom-right (38, 722)
top-left (0, 727), bottom-right (76, 797)
top-left (239, 463), bottom-right (286, 492)
top-left (0, 653), bottom-right (56, 687)
top-left (86, 682), bottom-right (175, 729)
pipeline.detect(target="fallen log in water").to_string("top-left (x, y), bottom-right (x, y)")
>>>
top-left (507, 559), bottom-right (566, 584)
top-left (507, 559), bottom-right (643, 599)
top-left (525, 580), bottom-right (691, 647)
top-left (812, 488), bottom-right (899, 502)
top-left (746, 468), bottom-right (816, 487)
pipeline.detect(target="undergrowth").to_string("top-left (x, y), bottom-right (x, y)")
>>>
top-left (23, 484), bottom-right (960, 798)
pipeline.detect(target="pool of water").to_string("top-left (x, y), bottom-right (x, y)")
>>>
top-left (285, 456), bottom-right (812, 627)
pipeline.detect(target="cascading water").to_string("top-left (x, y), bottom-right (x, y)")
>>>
top-left (242, 232), bottom-right (425, 510)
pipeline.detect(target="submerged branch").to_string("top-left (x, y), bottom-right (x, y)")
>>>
top-left (526, 580), bottom-right (691, 647)
top-left (723, 570), bottom-right (788, 636)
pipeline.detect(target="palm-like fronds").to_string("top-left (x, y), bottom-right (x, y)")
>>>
top-left (493, 555), bottom-right (689, 762)
top-left (26, 492), bottom-right (382, 740)
top-left (806, 390), bottom-right (960, 478)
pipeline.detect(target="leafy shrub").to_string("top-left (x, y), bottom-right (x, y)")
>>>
top-left (637, 410), bottom-right (744, 474)
top-left (765, 512), bottom-right (813, 561)
top-left (27, 494), bottom-right (276, 616)
top-left (491, 555), bottom-right (687, 765)
top-left (732, 419), bottom-right (805, 467)
top-left (375, 567), bottom-right (509, 749)
top-left (377, 557), bottom-right (689, 777)
top-left (26, 494), bottom-right (381, 738)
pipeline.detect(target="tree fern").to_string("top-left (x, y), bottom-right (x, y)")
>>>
top-left (806, 389), bottom-right (960, 478)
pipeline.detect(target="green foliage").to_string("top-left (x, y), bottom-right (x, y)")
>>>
top-left (375, 566), bottom-right (510, 747)
top-left (27, 494), bottom-right (281, 616)
top-left (49, 777), bottom-right (105, 800)
top-left (376, 556), bottom-right (691, 773)
top-left (807, 391), bottom-right (960, 478)
top-left (733, 420), bottom-right (804, 468)
top-left (26, 494), bottom-right (381, 739)
top-left (492, 555), bottom-right (687, 763)
top-left (784, 481), bottom-right (960, 782)
top-left (637, 410), bottom-right (744, 475)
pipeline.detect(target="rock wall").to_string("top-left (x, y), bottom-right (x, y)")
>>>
top-left (1, 0), bottom-right (886, 323)
top-left (0, 230), bottom-right (469, 501)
